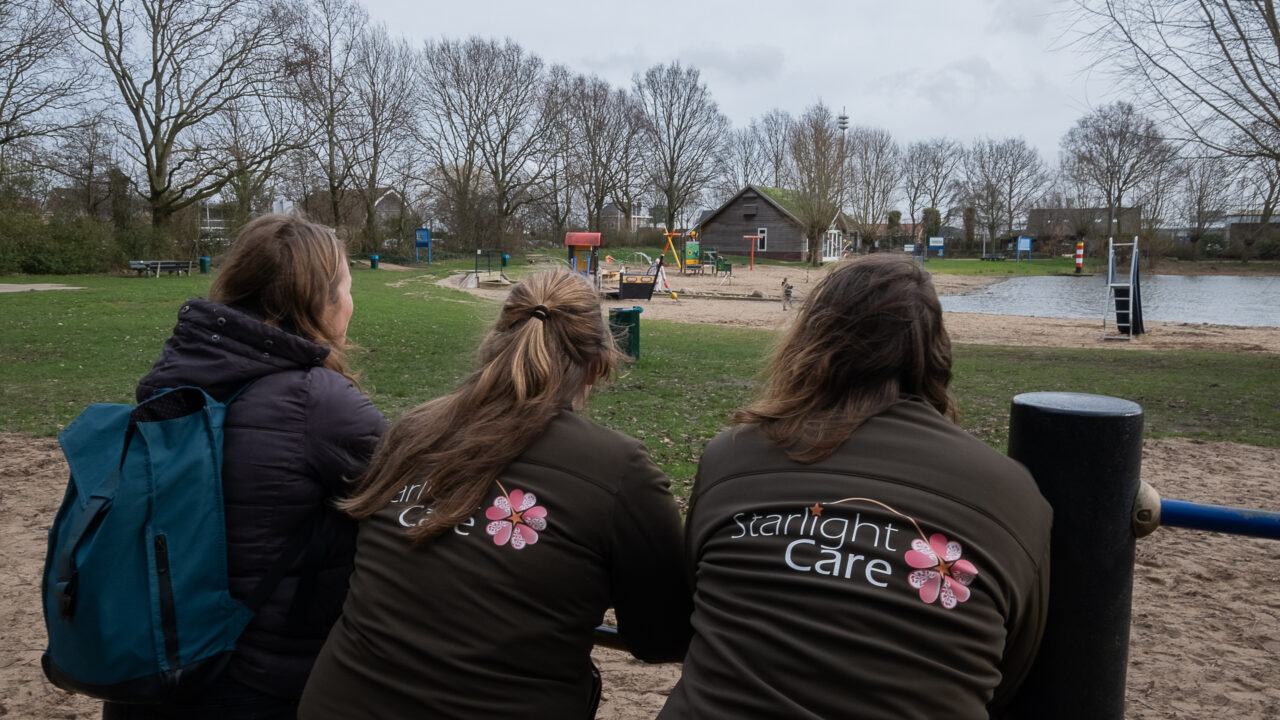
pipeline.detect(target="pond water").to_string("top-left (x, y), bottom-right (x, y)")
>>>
top-left (938, 274), bottom-right (1280, 327)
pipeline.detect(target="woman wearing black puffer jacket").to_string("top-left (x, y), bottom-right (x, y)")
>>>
top-left (104, 214), bottom-right (385, 720)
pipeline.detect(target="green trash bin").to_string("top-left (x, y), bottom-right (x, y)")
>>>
top-left (198, 257), bottom-right (211, 274)
top-left (370, 254), bottom-right (380, 270)
top-left (608, 306), bottom-right (643, 359)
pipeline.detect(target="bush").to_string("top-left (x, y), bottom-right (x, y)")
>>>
top-left (0, 206), bottom-right (184, 275)
top-left (0, 207), bottom-right (44, 274)
top-left (111, 225), bottom-right (179, 266)
top-left (1162, 242), bottom-right (1198, 261)
top-left (1254, 236), bottom-right (1280, 260)
top-left (0, 210), bottom-right (121, 274)
top-left (27, 216), bottom-right (115, 273)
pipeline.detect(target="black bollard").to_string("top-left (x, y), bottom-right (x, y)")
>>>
top-left (1005, 392), bottom-right (1144, 720)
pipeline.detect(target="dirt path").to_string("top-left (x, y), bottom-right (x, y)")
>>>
top-left (0, 284), bottom-right (85, 293)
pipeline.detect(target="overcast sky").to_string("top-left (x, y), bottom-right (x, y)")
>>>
top-left (360, 0), bottom-right (1114, 163)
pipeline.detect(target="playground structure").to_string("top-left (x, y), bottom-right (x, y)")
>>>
top-left (566, 232), bottom-right (602, 291)
top-left (1002, 392), bottom-right (1278, 718)
top-left (742, 235), bottom-right (762, 269)
top-left (1102, 236), bottom-right (1144, 339)
top-left (660, 231), bottom-right (683, 272)
top-left (594, 391), bottom-right (1280, 719)
top-left (454, 248), bottom-right (511, 289)
top-left (683, 237), bottom-right (703, 274)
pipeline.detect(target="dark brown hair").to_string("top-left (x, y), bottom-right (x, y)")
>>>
top-left (734, 254), bottom-right (957, 463)
top-left (210, 213), bottom-right (354, 381)
top-left (341, 270), bottom-right (619, 542)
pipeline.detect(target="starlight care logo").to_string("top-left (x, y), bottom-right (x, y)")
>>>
top-left (728, 497), bottom-right (978, 609)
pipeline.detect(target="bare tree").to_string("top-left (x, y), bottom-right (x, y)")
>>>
top-left (291, 0), bottom-right (367, 229)
top-left (474, 39), bottom-right (559, 251)
top-left (564, 74), bottom-right (628, 232)
top-left (1235, 156), bottom-right (1280, 260)
top-left (755, 108), bottom-right (792, 188)
top-left (382, 142), bottom-right (426, 248)
top-left (350, 25), bottom-right (416, 253)
top-left (963, 137), bottom-right (1048, 252)
top-left (532, 64), bottom-right (577, 242)
top-left (788, 102), bottom-right (844, 266)
top-left (212, 88), bottom-right (312, 237)
top-left (997, 138), bottom-right (1049, 239)
top-left (420, 37), bottom-right (557, 251)
top-left (47, 112), bottom-right (118, 217)
top-left (844, 126), bottom-right (900, 246)
top-left (1177, 154), bottom-right (1232, 253)
top-left (633, 62), bottom-right (729, 231)
top-left (921, 137), bottom-right (962, 219)
top-left (0, 0), bottom-right (88, 152)
top-left (710, 124), bottom-right (763, 203)
top-left (608, 96), bottom-right (649, 232)
top-left (1132, 151), bottom-right (1180, 263)
top-left (1061, 101), bottom-right (1175, 240)
top-left (58, 0), bottom-right (295, 229)
top-left (1076, 0), bottom-right (1280, 162)
top-left (417, 37), bottom-right (485, 249)
top-left (900, 142), bottom-right (929, 229)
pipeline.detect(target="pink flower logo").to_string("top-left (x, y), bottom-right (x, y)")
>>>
top-left (484, 487), bottom-right (547, 550)
top-left (905, 533), bottom-right (978, 609)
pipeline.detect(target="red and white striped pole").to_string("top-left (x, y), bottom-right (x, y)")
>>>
top-left (1075, 242), bottom-right (1084, 274)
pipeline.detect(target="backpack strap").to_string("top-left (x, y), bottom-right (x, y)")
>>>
top-left (52, 469), bottom-right (122, 620)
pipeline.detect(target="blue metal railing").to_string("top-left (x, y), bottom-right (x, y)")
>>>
top-left (1159, 499), bottom-right (1280, 539)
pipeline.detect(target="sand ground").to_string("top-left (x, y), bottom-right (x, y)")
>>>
top-left (4, 262), bottom-right (1278, 718)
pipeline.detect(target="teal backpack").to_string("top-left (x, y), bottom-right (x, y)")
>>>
top-left (41, 384), bottom-right (307, 702)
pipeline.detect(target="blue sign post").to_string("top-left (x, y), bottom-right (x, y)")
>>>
top-left (1016, 236), bottom-right (1032, 263)
top-left (415, 228), bottom-right (432, 264)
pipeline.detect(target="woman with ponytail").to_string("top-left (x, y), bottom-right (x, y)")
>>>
top-left (299, 269), bottom-right (691, 719)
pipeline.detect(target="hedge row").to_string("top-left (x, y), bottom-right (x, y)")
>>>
top-left (0, 210), bottom-right (181, 275)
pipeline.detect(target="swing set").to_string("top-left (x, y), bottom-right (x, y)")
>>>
top-left (660, 231), bottom-right (683, 271)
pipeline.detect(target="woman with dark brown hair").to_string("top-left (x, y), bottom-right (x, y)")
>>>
top-left (298, 269), bottom-right (691, 719)
top-left (103, 214), bottom-right (385, 720)
top-left (660, 255), bottom-right (1052, 720)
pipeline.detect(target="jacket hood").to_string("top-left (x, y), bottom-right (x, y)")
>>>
top-left (137, 297), bottom-right (331, 402)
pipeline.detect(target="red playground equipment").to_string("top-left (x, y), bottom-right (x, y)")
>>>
top-left (742, 235), bottom-right (762, 269)
top-left (566, 232), bottom-right (602, 290)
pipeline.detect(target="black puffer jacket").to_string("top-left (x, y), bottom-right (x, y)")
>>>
top-left (137, 298), bottom-right (385, 699)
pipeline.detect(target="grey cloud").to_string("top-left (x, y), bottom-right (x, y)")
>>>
top-left (986, 0), bottom-right (1063, 35)
top-left (680, 44), bottom-right (786, 84)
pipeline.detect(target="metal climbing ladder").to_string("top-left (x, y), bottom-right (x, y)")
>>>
top-left (1101, 236), bottom-right (1140, 340)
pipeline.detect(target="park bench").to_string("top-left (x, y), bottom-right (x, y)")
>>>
top-left (130, 260), bottom-right (194, 277)
top-left (981, 253), bottom-right (1006, 261)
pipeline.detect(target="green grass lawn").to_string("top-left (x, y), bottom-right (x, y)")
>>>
top-left (916, 256), bottom-right (1091, 276)
top-left (3, 268), bottom-right (1276, 494)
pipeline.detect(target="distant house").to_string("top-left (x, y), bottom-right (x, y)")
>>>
top-left (1026, 206), bottom-right (1142, 242)
top-left (601, 202), bottom-right (651, 232)
top-left (695, 185), bottom-right (853, 262)
top-left (299, 188), bottom-right (406, 228)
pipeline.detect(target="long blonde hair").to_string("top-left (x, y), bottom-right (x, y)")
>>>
top-left (210, 213), bottom-right (355, 381)
top-left (735, 255), bottom-right (957, 463)
top-left (342, 270), bottom-right (618, 542)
